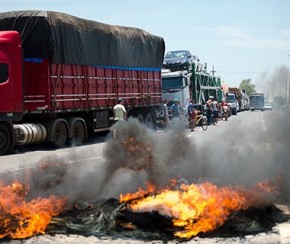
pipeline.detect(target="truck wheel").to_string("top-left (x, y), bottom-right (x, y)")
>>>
top-left (53, 121), bottom-right (68, 148)
top-left (0, 124), bottom-right (12, 155)
top-left (145, 113), bottom-right (156, 129)
top-left (70, 120), bottom-right (85, 146)
top-left (137, 113), bottom-right (144, 123)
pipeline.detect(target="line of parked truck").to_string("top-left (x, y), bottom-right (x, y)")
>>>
top-left (0, 10), bottom-right (253, 156)
top-left (161, 50), bottom-right (251, 119)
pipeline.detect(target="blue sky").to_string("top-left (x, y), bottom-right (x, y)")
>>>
top-left (1, 0), bottom-right (290, 88)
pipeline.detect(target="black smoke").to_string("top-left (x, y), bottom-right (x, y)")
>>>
top-left (5, 111), bottom-right (290, 207)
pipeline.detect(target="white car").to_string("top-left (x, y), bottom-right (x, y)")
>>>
top-left (226, 93), bottom-right (238, 115)
top-left (264, 103), bottom-right (273, 111)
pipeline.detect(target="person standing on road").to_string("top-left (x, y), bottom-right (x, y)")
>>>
top-left (171, 98), bottom-right (181, 119)
top-left (112, 99), bottom-right (126, 137)
top-left (212, 97), bottom-right (219, 125)
top-left (113, 98), bottom-right (126, 121)
top-left (206, 96), bottom-right (213, 125)
top-left (163, 99), bottom-right (169, 128)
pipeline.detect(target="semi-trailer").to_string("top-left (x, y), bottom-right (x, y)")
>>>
top-left (0, 10), bottom-right (165, 155)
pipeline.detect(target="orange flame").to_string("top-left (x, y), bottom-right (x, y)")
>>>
top-left (0, 181), bottom-right (66, 239)
top-left (120, 181), bottom-right (156, 202)
top-left (120, 180), bottom-right (278, 239)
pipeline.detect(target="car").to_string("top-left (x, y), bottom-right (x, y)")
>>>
top-left (163, 50), bottom-right (201, 72)
top-left (264, 103), bottom-right (273, 111)
top-left (225, 93), bottom-right (238, 115)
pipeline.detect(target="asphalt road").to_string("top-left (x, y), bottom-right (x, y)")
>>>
top-left (1, 110), bottom-right (290, 243)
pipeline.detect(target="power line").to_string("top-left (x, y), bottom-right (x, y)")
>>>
top-left (219, 71), bottom-right (277, 74)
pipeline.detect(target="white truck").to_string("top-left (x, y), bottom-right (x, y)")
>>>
top-left (161, 67), bottom-right (222, 119)
top-left (161, 69), bottom-right (191, 116)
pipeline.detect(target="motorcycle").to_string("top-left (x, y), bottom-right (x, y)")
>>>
top-left (222, 104), bottom-right (230, 121)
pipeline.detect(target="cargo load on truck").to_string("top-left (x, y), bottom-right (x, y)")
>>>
top-left (0, 10), bottom-right (164, 67)
top-left (0, 10), bottom-right (165, 155)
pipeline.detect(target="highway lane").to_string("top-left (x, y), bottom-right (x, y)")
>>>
top-left (0, 110), bottom-right (290, 243)
top-left (1, 110), bottom-right (289, 199)
top-left (0, 135), bottom-right (107, 173)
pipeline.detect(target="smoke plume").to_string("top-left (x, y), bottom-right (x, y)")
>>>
top-left (6, 111), bottom-right (290, 207)
top-left (256, 64), bottom-right (289, 105)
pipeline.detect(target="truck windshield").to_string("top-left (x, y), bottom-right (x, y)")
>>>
top-left (162, 77), bottom-right (183, 90)
top-left (226, 95), bottom-right (235, 103)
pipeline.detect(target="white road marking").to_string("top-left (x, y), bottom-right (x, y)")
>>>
top-left (260, 112), bottom-right (267, 131)
top-left (67, 156), bottom-right (103, 164)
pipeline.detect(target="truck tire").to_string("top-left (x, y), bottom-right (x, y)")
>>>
top-left (0, 124), bottom-right (12, 155)
top-left (145, 113), bottom-right (156, 129)
top-left (52, 121), bottom-right (68, 148)
top-left (70, 120), bottom-right (85, 146)
top-left (137, 113), bottom-right (144, 123)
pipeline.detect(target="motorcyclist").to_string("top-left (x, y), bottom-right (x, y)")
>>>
top-left (221, 99), bottom-right (230, 119)
top-left (187, 100), bottom-right (198, 131)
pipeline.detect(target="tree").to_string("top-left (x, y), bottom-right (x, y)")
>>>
top-left (239, 79), bottom-right (256, 95)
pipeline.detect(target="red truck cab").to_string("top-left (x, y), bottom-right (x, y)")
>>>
top-left (0, 31), bottom-right (24, 154)
top-left (0, 31), bottom-right (23, 113)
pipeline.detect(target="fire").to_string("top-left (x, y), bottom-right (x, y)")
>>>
top-left (120, 182), bottom-right (156, 202)
top-left (0, 180), bottom-right (66, 239)
top-left (120, 180), bottom-right (279, 239)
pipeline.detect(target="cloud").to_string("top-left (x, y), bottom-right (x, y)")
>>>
top-left (2, 0), bottom-right (54, 2)
top-left (215, 26), bottom-right (290, 49)
top-left (216, 26), bottom-right (252, 40)
top-left (281, 29), bottom-right (290, 38)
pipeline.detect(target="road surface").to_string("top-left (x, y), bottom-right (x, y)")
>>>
top-left (1, 110), bottom-right (290, 243)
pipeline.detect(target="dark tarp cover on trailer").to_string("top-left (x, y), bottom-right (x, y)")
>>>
top-left (0, 10), bottom-right (165, 68)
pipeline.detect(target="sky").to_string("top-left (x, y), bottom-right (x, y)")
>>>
top-left (1, 0), bottom-right (290, 88)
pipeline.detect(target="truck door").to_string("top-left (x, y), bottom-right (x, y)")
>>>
top-left (0, 31), bottom-right (23, 113)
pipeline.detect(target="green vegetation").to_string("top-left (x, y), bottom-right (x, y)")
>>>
top-left (239, 79), bottom-right (256, 95)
